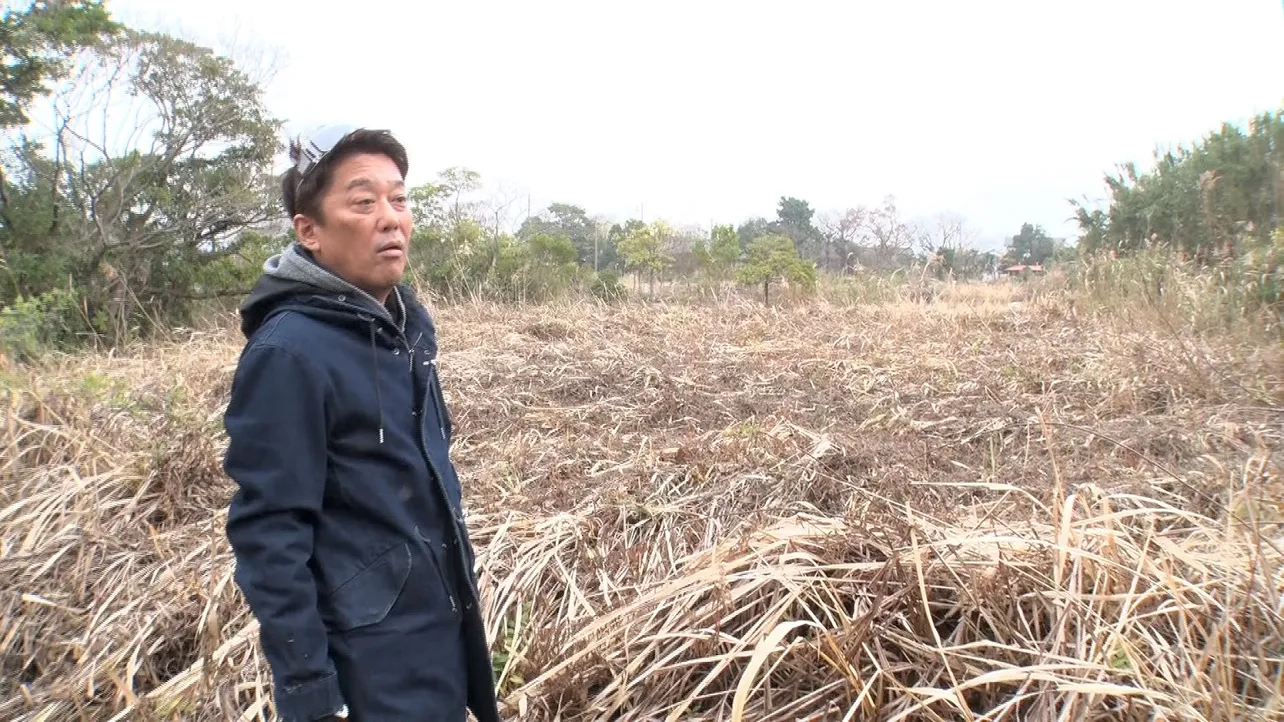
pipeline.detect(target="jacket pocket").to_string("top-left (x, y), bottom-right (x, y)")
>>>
top-left (319, 542), bottom-right (412, 632)
top-left (416, 526), bottom-right (460, 616)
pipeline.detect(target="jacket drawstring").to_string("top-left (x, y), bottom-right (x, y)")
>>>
top-left (369, 321), bottom-right (385, 444)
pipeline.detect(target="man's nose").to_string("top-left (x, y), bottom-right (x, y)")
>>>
top-left (376, 197), bottom-right (400, 231)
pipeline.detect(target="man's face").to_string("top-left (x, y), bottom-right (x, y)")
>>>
top-left (295, 151), bottom-right (413, 303)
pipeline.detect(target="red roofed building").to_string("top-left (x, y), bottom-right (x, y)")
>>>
top-left (1003, 263), bottom-right (1045, 276)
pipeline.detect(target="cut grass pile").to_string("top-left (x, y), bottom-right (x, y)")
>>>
top-left (2, 289), bottom-right (1282, 720)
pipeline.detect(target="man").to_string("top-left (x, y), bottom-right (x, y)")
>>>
top-left (222, 124), bottom-right (500, 722)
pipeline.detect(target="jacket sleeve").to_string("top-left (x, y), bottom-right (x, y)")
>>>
top-left (223, 342), bottom-right (345, 722)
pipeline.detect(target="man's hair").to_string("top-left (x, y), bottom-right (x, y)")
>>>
top-left (281, 128), bottom-right (410, 221)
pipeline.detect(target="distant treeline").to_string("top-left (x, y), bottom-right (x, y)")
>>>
top-left (0, 2), bottom-right (1279, 358)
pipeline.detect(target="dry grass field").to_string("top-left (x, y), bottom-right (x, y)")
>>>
top-left (2, 281), bottom-right (1283, 720)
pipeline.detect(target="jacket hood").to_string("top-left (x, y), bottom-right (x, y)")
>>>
top-left (239, 242), bottom-right (409, 339)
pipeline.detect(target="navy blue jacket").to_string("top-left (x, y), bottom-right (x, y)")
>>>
top-left (222, 245), bottom-right (500, 722)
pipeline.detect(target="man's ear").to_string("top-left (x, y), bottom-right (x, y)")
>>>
top-left (294, 214), bottom-right (321, 251)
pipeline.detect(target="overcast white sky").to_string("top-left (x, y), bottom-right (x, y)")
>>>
top-left (104, 0), bottom-right (1284, 250)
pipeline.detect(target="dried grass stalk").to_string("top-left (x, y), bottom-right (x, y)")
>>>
top-left (2, 295), bottom-right (1282, 720)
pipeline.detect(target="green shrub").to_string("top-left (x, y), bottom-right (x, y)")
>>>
top-left (0, 287), bottom-right (89, 363)
top-left (590, 269), bottom-right (627, 302)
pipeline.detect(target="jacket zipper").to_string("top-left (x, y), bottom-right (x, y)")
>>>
top-left (399, 331), bottom-right (468, 614)
top-left (370, 316), bottom-right (474, 615)
top-left (421, 356), bottom-right (482, 607)
top-left (417, 384), bottom-right (462, 614)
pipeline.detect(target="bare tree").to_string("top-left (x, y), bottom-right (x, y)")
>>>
top-left (859, 196), bottom-right (917, 271)
top-left (479, 181), bottom-right (525, 239)
top-left (913, 212), bottom-right (991, 280)
top-left (817, 206), bottom-right (866, 273)
top-left (916, 212), bottom-right (977, 255)
top-left (472, 180), bottom-right (524, 277)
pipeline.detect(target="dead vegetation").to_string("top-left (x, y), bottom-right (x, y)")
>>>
top-left (2, 285), bottom-right (1282, 720)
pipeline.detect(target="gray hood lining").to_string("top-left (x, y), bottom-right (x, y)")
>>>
top-left (263, 243), bottom-right (406, 334)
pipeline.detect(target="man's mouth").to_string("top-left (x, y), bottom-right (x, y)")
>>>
top-left (376, 241), bottom-right (405, 256)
